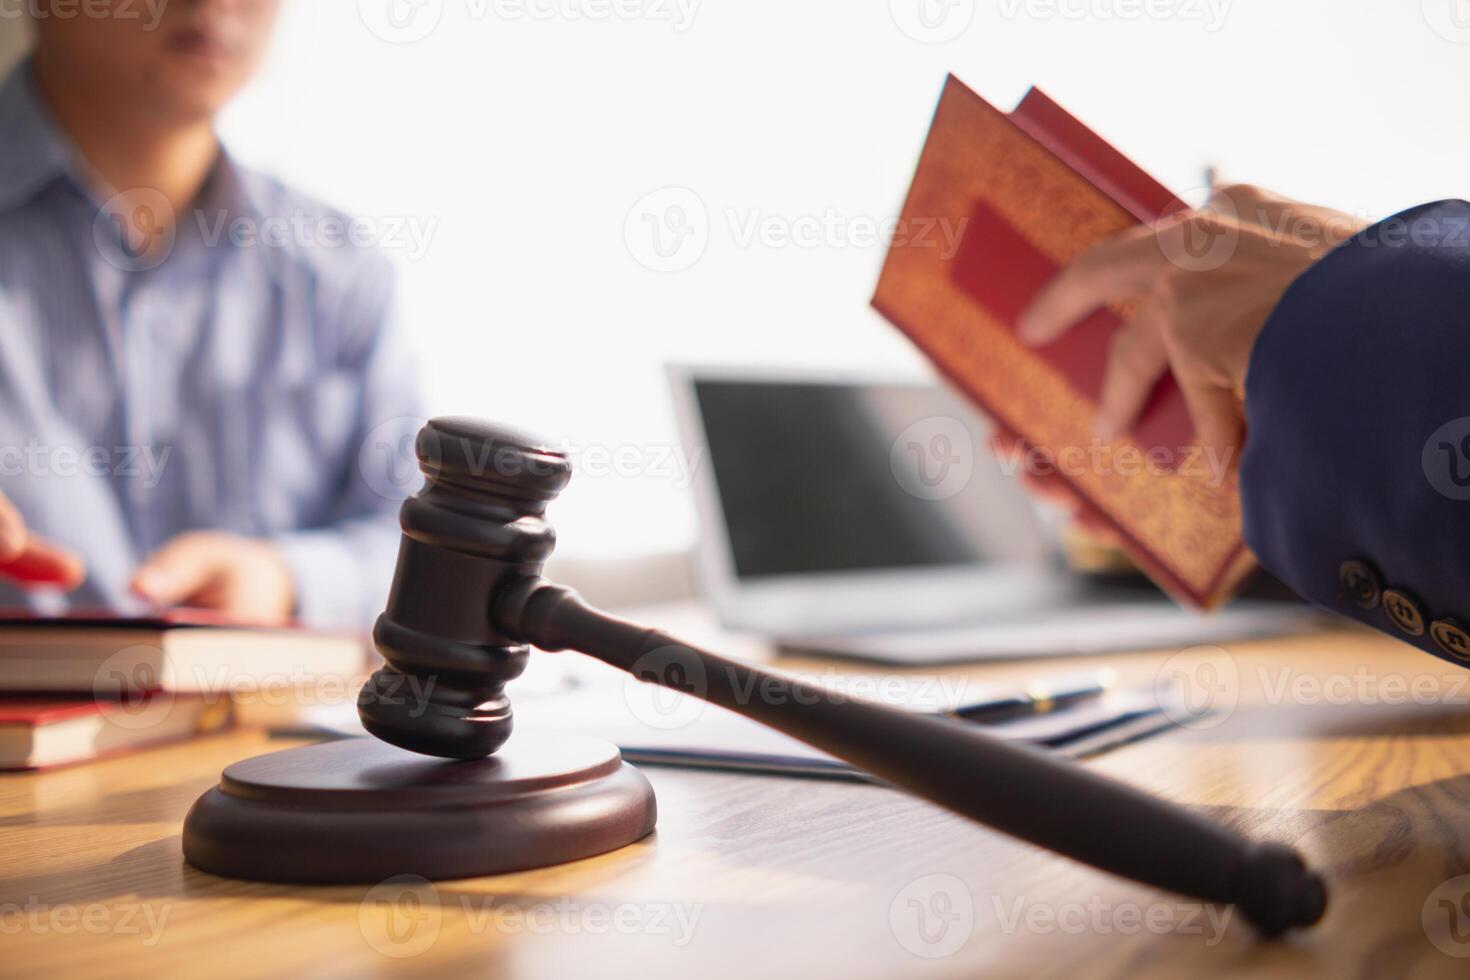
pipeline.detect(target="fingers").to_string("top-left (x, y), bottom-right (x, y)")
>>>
top-left (131, 533), bottom-right (294, 624)
top-left (0, 535), bottom-right (87, 588)
top-left (1018, 224), bottom-right (1166, 346)
top-left (0, 492), bottom-right (86, 588)
top-left (131, 533), bottom-right (225, 606)
top-left (1179, 380), bottom-right (1244, 466)
top-left (0, 492), bottom-right (25, 561)
top-left (1094, 304), bottom-right (1169, 441)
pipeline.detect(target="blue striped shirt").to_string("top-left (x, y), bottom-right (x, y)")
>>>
top-left (0, 63), bottom-right (423, 628)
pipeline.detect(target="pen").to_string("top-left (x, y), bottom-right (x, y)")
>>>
top-left (947, 671), bottom-right (1112, 724)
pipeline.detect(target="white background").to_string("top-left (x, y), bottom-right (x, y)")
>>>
top-left (2, 0), bottom-right (1467, 562)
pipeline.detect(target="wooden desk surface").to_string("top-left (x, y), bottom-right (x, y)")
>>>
top-left (5, 627), bottom-right (1470, 979)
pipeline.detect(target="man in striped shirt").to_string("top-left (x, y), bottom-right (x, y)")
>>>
top-left (0, 1), bottom-right (421, 628)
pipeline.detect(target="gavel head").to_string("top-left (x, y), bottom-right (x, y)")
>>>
top-left (358, 417), bottom-right (571, 759)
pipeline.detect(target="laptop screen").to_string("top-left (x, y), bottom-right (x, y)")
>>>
top-left (692, 378), bottom-right (1043, 580)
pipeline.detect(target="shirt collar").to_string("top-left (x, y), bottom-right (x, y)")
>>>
top-left (0, 60), bottom-right (75, 214)
top-left (195, 148), bottom-right (266, 228)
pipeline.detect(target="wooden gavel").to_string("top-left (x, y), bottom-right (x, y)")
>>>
top-left (357, 416), bottom-right (1326, 936)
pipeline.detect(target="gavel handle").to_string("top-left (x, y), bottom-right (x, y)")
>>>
top-left (496, 578), bottom-right (1326, 936)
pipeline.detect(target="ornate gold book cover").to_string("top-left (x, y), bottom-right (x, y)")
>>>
top-left (872, 76), bottom-right (1255, 609)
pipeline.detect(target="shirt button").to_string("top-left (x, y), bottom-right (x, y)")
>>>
top-left (1382, 588), bottom-right (1427, 636)
top-left (1339, 559), bottom-right (1382, 609)
top-left (1430, 619), bottom-right (1470, 664)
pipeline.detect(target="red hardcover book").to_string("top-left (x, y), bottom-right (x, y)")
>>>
top-left (0, 695), bottom-right (233, 770)
top-left (872, 76), bottom-right (1254, 609)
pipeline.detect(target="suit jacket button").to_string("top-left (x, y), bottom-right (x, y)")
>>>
top-left (1431, 619), bottom-right (1470, 664)
top-left (1339, 559), bottom-right (1382, 609)
top-left (1383, 589), bottom-right (1427, 636)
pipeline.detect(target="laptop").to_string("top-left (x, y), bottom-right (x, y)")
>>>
top-left (667, 366), bottom-right (1321, 664)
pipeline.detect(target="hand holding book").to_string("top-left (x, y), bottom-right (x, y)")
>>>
top-left (870, 77), bottom-right (1351, 607)
top-left (1018, 184), bottom-right (1364, 459)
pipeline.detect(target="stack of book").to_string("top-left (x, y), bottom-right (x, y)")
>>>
top-left (0, 613), bottom-right (365, 770)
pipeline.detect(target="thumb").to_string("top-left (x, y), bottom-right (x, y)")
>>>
top-left (132, 533), bottom-right (225, 605)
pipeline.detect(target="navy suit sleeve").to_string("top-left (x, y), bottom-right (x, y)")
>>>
top-left (1240, 199), bottom-right (1470, 666)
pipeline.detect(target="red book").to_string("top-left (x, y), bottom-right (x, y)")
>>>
top-left (872, 76), bottom-right (1254, 609)
top-left (0, 695), bottom-right (233, 770)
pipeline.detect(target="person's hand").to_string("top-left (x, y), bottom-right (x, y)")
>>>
top-left (1017, 184), bottom-right (1365, 459)
top-left (0, 490), bottom-right (86, 588)
top-left (131, 531), bottom-right (294, 625)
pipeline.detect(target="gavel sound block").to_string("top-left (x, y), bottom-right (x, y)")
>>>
top-left (183, 419), bottom-right (657, 883)
top-left (183, 418), bottom-right (1326, 936)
